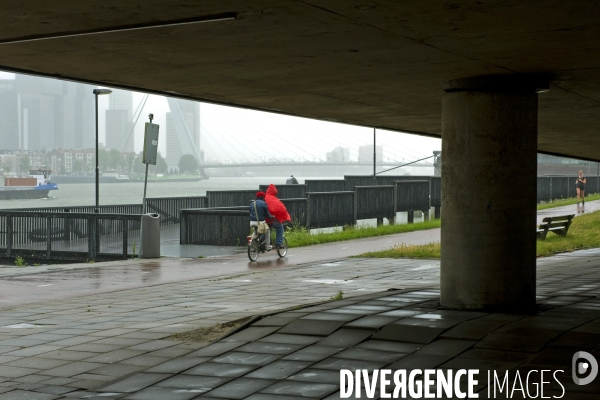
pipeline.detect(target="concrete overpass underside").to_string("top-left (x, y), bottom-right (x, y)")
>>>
top-left (0, 1), bottom-right (599, 161)
top-left (3, 1), bottom-right (600, 311)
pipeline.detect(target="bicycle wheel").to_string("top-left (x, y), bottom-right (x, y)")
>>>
top-left (248, 240), bottom-right (259, 262)
top-left (277, 237), bottom-right (288, 258)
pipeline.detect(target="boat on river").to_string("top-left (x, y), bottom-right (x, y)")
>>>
top-left (0, 169), bottom-right (58, 200)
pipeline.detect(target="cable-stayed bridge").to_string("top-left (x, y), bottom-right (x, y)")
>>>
top-left (202, 161), bottom-right (433, 178)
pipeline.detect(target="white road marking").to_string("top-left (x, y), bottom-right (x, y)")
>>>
top-left (304, 279), bottom-right (354, 284)
top-left (37, 284), bottom-right (53, 287)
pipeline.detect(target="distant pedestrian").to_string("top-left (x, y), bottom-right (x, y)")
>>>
top-left (576, 170), bottom-right (586, 205)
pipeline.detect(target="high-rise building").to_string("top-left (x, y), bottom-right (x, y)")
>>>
top-left (15, 75), bottom-right (95, 151)
top-left (0, 80), bottom-right (20, 150)
top-left (358, 144), bottom-right (383, 163)
top-left (165, 112), bottom-right (178, 170)
top-left (165, 99), bottom-right (200, 170)
top-left (105, 89), bottom-right (133, 152)
top-left (326, 146), bottom-right (350, 163)
top-left (109, 89), bottom-right (132, 114)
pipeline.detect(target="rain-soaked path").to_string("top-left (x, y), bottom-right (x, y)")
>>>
top-left (0, 200), bottom-right (597, 309)
top-left (0, 229), bottom-right (439, 308)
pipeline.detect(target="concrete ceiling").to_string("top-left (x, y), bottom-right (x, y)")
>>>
top-left (1, 1), bottom-right (599, 160)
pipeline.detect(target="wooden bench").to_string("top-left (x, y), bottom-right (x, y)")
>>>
top-left (536, 214), bottom-right (575, 240)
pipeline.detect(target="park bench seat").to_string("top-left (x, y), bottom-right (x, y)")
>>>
top-left (536, 214), bottom-right (574, 240)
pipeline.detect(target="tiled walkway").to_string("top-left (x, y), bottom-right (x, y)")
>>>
top-left (0, 250), bottom-right (599, 399)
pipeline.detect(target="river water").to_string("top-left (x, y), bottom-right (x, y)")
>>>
top-left (0, 177), bottom-right (312, 209)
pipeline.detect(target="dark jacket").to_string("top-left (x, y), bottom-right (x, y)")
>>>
top-left (265, 184), bottom-right (291, 223)
top-left (249, 198), bottom-right (271, 221)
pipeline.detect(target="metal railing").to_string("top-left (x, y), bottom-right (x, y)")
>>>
top-left (537, 175), bottom-right (600, 202)
top-left (180, 209), bottom-right (248, 246)
top-left (305, 179), bottom-right (346, 193)
top-left (0, 211), bottom-right (142, 261)
top-left (145, 196), bottom-right (208, 225)
top-left (354, 185), bottom-right (395, 222)
top-left (207, 190), bottom-right (257, 208)
top-left (259, 184), bottom-right (307, 199)
top-left (306, 191), bottom-right (356, 229)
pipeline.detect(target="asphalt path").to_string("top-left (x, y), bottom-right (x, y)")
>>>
top-left (0, 228), bottom-right (439, 308)
top-left (0, 199), bottom-right (597, 309)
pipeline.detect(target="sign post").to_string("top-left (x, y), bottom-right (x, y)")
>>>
top-left (142, 114), bottom-right (159, 214)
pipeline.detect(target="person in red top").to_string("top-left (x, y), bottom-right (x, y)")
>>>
top-left (265, 184), bottom-right (291, 248)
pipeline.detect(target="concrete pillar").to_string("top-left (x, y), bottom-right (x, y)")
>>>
top-left (441, 75), bottom-right (546, 311)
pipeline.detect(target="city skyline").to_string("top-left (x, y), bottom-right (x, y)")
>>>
top-left (0, 71), bottom-right (443, 166)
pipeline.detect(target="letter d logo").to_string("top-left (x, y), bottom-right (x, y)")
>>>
top-left (572, 351), bottom-right (598, 385)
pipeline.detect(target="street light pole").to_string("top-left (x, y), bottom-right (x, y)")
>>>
top-left (373, 128), bottom-right (377, 180)
top-left (92, 89), bottom-right (112, 213)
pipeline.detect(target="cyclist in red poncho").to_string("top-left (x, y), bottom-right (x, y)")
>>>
top-left (265, 184), bottom-right (291, 248)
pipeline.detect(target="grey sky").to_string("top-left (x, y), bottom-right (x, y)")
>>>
top-left (0, 71), bottom-right (440, 163)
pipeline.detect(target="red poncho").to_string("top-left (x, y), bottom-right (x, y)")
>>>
top-left (265, 184), bottom-right (291, 223)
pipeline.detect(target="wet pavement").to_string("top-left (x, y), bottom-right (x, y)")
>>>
top-left (0, 203), bottom-right (598, 399)
top-left (1, 200), bottom-right (596, 308)
top-left (0, 250), bottom-right (597, 399)
top-left (536, 199), bottom-right (600, 223)
top-left (0, 228), bottom-right (439, 308)
top-left (88, 252), bottom-right (600, 399)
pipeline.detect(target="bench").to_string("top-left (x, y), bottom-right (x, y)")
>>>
top-left (536, 214), bottom-right (575, 240)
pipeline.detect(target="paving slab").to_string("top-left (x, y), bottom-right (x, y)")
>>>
top-left (245, 360), bottom-right (313, 380)
top-left (211, 352), bottom-right (282, 366)
top-left (278, 320), bottom-right (345, 336)
top-left (259, 381), bottom-right (338, 398)
top-left (257, 334), bottom-right (322, 346)
top-left (235, 342), bottom-right (306, 356)
top-left (343, 315), bottom-right (400, 329)
top-left (97, 373), bottom-right (172, 393)
top-left (154, 375), bottom-right (230, 390)
top-left (144, 357), bottom-right (210, 374)
top-left (0, 236), bottom-right (599, 399)
top-left (281, 346), bottom-right (344, 362)
top-left (184, 363), bottom-right (258, 378)
top-left (122, 386), bottom-right (203, 400)
top-left (201, 377), bottom-right (275, 399)
top-left (0, 390), bottom-right (60, 400)
top-left (371, 323), bottom-right (446, 344)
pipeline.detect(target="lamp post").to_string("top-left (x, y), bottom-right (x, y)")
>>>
top-left (92, 88), bottom-right (112, 212)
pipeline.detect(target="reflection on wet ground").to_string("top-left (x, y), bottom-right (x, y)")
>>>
top-left (0, 200), bottom-right (597, 310)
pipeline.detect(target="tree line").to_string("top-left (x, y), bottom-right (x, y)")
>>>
top-left (1, 150), bottom-right (200, 176)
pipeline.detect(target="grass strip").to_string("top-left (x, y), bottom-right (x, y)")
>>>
top-left (357, 210), bottom-right (600, 259)
top-left (286, 219), bottom-right (440, 248)
top-left (282, 195), bottom-right (597, 249)
top-left (537, 193), bottom-right (600, 210)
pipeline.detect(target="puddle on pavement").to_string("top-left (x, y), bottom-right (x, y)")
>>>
top-left (409, 264), bottom-right (438, 271)
top-left (304, 279), bottom-right (354, 284)
top-left (4, 323), bottom-right (44, 328)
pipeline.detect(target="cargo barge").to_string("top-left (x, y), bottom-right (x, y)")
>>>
top-left (0, 169), bottom-right (58, 200)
